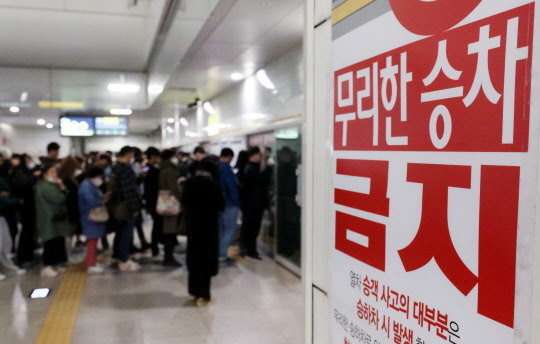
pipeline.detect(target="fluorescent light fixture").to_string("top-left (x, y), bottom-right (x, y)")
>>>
top-left (203, 102), bottom-right (216, 115)
top-left (243, 113), bottom-right (267, 120)
top-left (166, 126), bottom-right (174, 134)
top-left (256, 69), bottom-right (275, 90)
top-left (185, 131), bottom-right (198, 137)
top-left (9, 106), bottom-right (19, 113)
top-left (148, 85), bottom-right (164, 94)
top-left (110, 109), bottom-right (132, 115)
top-left (37, 119), bottom-right (46, 125)
top-left (180, 117), bottom-right (188, 126)
top-left (46, 123), bottom-right (53, 129)
top-left (107, 83), bottom-right (140, 93)
top-left (20, 92), bottom-right (28, 102)
top-left (167, 117), bottom-right (175, 124)
top-left (231, 73), bottom-right (243, 81)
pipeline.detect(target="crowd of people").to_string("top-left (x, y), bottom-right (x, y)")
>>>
top-left (0, 142), bottom-right (272, 306)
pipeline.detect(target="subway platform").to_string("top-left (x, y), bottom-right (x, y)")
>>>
top-left (0, 238), bottom-right (302, 344)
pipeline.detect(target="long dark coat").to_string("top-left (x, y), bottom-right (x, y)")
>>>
top-left (181, 173), bottom-right (224, 276)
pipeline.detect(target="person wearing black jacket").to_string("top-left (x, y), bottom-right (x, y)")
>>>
top-left (11, 154), bottom-right (41, 266)
top-left (239, 147), bottom-right (270, 261)
top-left (182, 156), bottom-right (224, 306)
top-left (143, 147), bottom-right (162, 257)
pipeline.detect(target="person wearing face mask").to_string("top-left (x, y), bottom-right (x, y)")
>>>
top-left (159, 149), bottom-right (183, 267)
top-left (35, 164), bottom-right (70, 277)
top-left (109, 146), bottom-right (142, 272)
top-left (79, 167), bottom-right (109, 274)
top-left (143, 147), bottom-right (162, 257)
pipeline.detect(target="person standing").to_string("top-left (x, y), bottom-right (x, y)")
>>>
top-left (12, 154), bottom-right (41, 266)
top-left (159, 149), bottom-right (182, 267)
top-left (35, 164), bottom-right (70, 277)
top-left (79, 167), bottom-right (108, 274)
top-left (41, 142), bottom-right (61, 166)
top-left (144, 147), bottom-right (162, 257)
top-left (218, 148), bottom-right (240, 264)
top-left (58, 157), bottom-right (82, 257)
top-left (239, 147), bottom-right (270, 261)
top-left (182, 157), bottom-right (224, 306)
top-left (110, 146), bottom-right (142, 272)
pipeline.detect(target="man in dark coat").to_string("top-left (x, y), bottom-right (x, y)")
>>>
top-left (239, 146), bottom-right (270, 261)
top-left (143, 147), bottom-right (162, 257)
top-left (181, 156), bottom-right (224, 306)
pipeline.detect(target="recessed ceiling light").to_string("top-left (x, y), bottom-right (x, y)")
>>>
top-left (9, 106), bottom-right (19, 113)
top-left (45, 123), bottom-right (53, 129)
top-left (231, 73), bottom-right (243, 81)
top-left (37, 119), bottom-right (46, 125)
top-left (180, 117), bottom-right (188, 126)
top-left (167, 117), bottom-right (175, 123)
top-left (107, 84), bottom-right (140, 93)
top-left (20, 92), bottom-right (28, 102)
top-left (110, 109), bottom-right (132, 115)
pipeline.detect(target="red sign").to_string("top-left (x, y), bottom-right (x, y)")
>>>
top-left (333, 4), bottom-right (534, 152)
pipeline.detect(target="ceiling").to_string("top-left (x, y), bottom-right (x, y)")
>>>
top-left (0, 0), bottom-right (166, 71)
top-left (166, 0), bottom-right (304, 101)
top-left (0, 0), bottom-right (305, 135)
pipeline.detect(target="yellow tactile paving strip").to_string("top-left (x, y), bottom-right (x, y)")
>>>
top-left (332, 0), bottom-right (375, 25)
top-left (35, 265), bottom-right (87, 344)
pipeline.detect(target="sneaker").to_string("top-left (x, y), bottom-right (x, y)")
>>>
top-left (162, 259), bottom-right (182, 268)
top-left (195, 298), bottom-right (211, 307)
top-left (41, 266), bottom-right (58, 278)
top-left (119, 260), bottom-right (141, 272)
top-left (87, 265), bottom-right (104, 274)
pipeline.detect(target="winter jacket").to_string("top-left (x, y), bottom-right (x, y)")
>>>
top-left (143, 165), bottom-right (160, 214)
top-left (240, 162), bottom-right (270, 210)
top-left (111, 162), bottom-right (142, 215)
top-left (35, 180), bottom-right (70, 242)
top-left (159, 160), bottom-right (182, 234)
top-left (182, 172), bottom-right (224, 276)
top-left (219, 161), bottom-right (240, 208)
top-left (0, 176), bottom-right (18, 215)
top-left (78, 179), bottom-right (106, 239)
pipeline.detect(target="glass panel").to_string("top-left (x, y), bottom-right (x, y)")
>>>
top-left (275, 127), bottom-right (302, 267)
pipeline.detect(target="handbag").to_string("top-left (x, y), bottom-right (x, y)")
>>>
top-left (156, 190), bottom-right (180, 216)
top-left (89, 206), bottom-right (109, 223)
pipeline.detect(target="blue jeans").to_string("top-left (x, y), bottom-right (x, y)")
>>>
top-left (219, 206), bottom-right (239, 259)
top-left (114, 218), bottom-right (135, 262)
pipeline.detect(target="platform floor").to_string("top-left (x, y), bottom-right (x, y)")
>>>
top-left (0, 243), bottom-right (303, 344)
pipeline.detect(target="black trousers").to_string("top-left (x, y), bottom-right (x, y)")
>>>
top-left (188, 271), bottom-right (211, 300)
top-left (16, 203), bottom-right (36, 264)
top-left (43, 237), bottom-right (67, 266)
top-left (163, 233), bottom-right (176, 261)
top-left (3, 211), bottom-right (18, 252)
top-left (149, 211), bottom-right (163, 256)
top-left (240, 207), bottom-right (265, 255)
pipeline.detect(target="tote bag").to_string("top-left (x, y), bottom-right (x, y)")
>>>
top-left (156, 190), bottom-right (180, 216)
